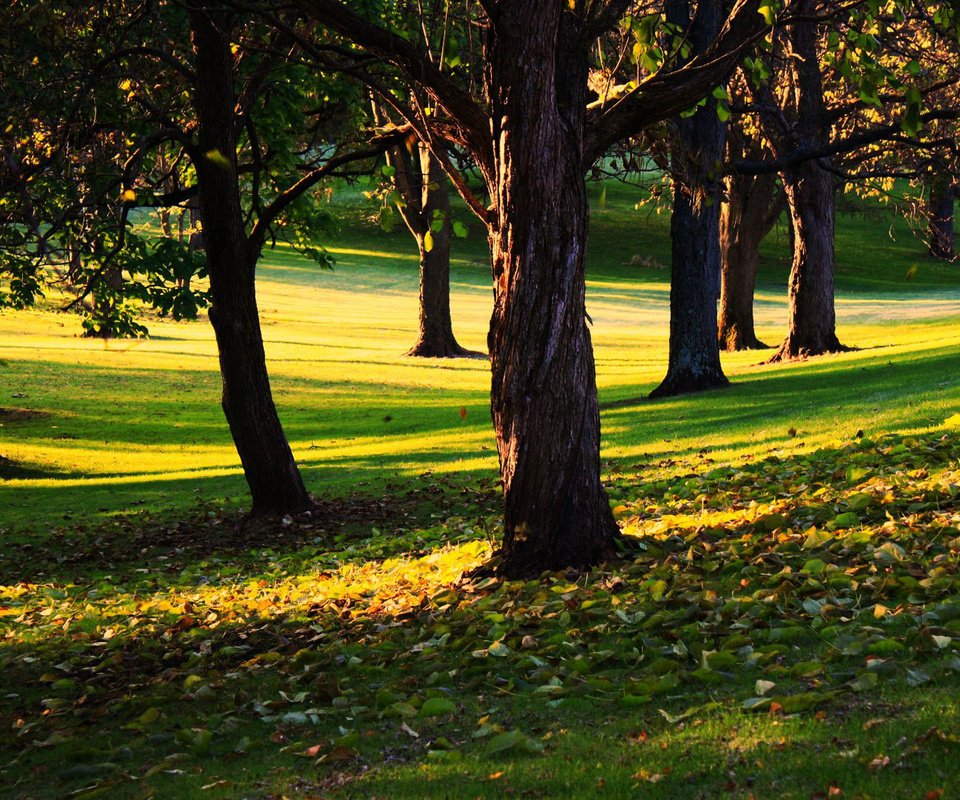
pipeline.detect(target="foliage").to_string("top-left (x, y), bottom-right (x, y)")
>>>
top-left (0, 1), bottom-right (368, 335)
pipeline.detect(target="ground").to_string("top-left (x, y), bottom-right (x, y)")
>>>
top-left (1, 184), bottom-right (960, 798)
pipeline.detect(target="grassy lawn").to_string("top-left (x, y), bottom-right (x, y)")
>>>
top-left (1, 183), bottom-right (960, 798)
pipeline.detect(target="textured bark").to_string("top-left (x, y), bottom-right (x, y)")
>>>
top-left (928, 172), bottom-right (955, 260)
top-left (191, 9), bottom-right (310, 516)
top-left (486, 4), bottom-right (619, 577)
top-left (718, 159), bottom-right (782, 351)
top-left (770, 159), bottom-right (843, 361)
top-left (768, 0), bottom-right (845, 362)
top-left (651, 0), bottom-right (728, 398)
top-left (295, 0), bottom-right (769, 577)
top-left (391, 144), bottom-right (471, 357)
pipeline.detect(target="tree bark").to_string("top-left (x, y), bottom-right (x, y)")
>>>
top-left (190, 8), bottom-right (311, 516)
top-left (392, 144), bottom-right (471, 357)
top-left (651, 0), bottom-right (728, 398)
top-left (770, 159), bottom-right (843, 361)
top-left (768, 0), bottom-right (845, 362)
top-left (718, 160), bottom-right (782, 351)
top-left (486, 4), bottom-right (619, 577)
top-left (928, 171), bottom-right (955, 260)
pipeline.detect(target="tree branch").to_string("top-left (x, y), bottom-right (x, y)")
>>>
top-left (292, 0), bottom-right (493, 171)
top-left (584, 0), bottom-right (767, 165)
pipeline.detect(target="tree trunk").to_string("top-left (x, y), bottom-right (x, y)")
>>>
top-left (928, 171), bottom-right (955, 260)
top-left (486, 4), bottom-right (619, 577)
top-left (768, 0), bottom-right (845, 362)
top-left (718, 167), bottom-right (781, 351)
top-left (770, 159), bottom-right (843, 360)
top-left (190, 8), bottom-right (311, 516)
top-left (400, 146), bottom-right (471, 357)
top-left (651, 0), bottom-right (728, 398)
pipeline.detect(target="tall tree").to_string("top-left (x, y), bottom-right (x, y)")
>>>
top-left (740, 0), bottom-right (960, 360)
top-left (294, 0), bottom-right (767, 575)
top-left (650, 0), bottom-right (729, 398)
top-left (717, 95), bottom-right (784, 351)
top-left (1, 2), bottom-right (386, 517)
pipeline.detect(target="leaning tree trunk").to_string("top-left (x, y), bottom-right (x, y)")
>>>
top-left (650, 0), bottom-right (728, 398)
top-left (928, 171), bottom-right (955, 260)
top-left (486, 4), bottom-right (620, 577)
top-left (718, 169), bottom-right (781, 350)
top-left (402, 147), bottom-right (471, 357)
top-left (190, 8), bottom-right (311, 516)
top-left (768, 0), bottom-right (844, 362)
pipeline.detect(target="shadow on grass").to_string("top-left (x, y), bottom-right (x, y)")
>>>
top-left (1, 470), bottom-right (501, 587)
top-left (3, 422), bottom-right (960, 799)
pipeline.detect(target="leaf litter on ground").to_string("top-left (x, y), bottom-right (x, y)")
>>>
top-left (2, 429), bottom-right (960, 797)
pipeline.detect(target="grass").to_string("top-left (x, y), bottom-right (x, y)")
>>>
top-left (1, 181), bottom-right (960, 798)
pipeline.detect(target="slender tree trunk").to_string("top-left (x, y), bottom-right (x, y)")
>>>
top-left (929, 172), bottom-right (955, 260)
top-left (403, 147), bottom-right (471, 357)
top-left (718, 168), bottom-right (781, 350)
top-left (768, 0), bottom-right (844, 362)
top-left (486, 4), bottom-right (619, 577)
top-left (651, 0), bottom-right (728, 398)
top-left (190, 8), bottom-right (310, 516)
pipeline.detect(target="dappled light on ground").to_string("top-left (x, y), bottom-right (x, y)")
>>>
top-left (3, 428), bottom-right (960, 797)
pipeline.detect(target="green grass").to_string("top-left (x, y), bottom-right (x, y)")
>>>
top-left (2, 183), bottom-right (960, 798)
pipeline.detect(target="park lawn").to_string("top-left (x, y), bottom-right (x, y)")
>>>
top-left (1, 183), bottom-right (960, 798)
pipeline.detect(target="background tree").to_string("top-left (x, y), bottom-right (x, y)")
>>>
top-left (650, 0), bottom-right (729, 398)
top-left (370, 106), bottom-right (475, 358)
top-left (717, 87), bottom-right (784, 351)
top-left (739, 0), bottom-right (960, 361)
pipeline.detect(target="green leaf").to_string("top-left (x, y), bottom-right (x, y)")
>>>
top-left (418, 697), bottom-right (457, 717)
top-left (758, 2), bottom-right (778, 25)
top-left (486, 729), bottom-right (543, 755)
top-left (203, 149), bottom-right (231, 170)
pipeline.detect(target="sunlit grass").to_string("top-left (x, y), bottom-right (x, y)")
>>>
top-left (3, 184), bottom-right (960, 532)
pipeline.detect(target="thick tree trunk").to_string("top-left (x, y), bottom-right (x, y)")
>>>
top-left (929, 172), bottom-right (955, 260)
top-left (718, 167), bottom-right (781, 351)
top-left (768, 0), bottom-right (844, 362)
top-left (486, 4), bottom-right (619, 577)
top-left (190, 8), bottom-right (310, 516)
top-left (401, 147), bottom-right (471, 357)
top-left (651, 0), bottom-right (728, 398)
top-left (770, 159), bottom-right (843, 361)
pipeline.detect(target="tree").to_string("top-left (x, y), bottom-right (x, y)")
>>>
top-left (739, 1), bottom-right (960, 361)
top-left (375, 122), bottom-right (475, 357)
top-left (650, 0), bottom-right (729, 398)
top-left (927, 159), bottom-right (956, 260)
top-left (293, 0), bottom-right (767, 575)
top-left (1, 2), bottom-right (387, 516)
top-left (717, 94), bottom-right (784, 351)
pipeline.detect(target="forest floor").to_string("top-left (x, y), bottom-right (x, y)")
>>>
top-left (2, 184), bottom-right (960, 798)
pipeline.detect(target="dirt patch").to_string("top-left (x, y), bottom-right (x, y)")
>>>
top-left (0, 407), bottom-right (49, 423)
